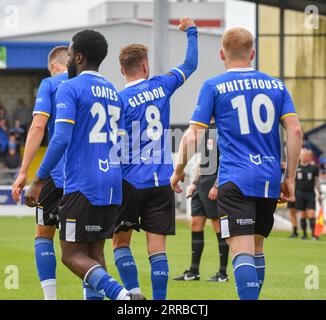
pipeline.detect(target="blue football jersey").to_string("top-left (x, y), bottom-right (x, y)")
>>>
top-left (54, 71), bottom-right (124, 205)
top-left (191, 68), bottom-right (297, 199)
top-left (120, 70), bottom-right (186, 189)
top-left (33, 72), bottom-right (68, 188)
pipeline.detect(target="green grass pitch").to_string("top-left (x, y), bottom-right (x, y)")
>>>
top-left (0, 216), bottom-right (325, 300)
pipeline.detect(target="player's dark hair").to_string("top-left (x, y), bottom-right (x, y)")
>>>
top-left (119, 44), bottom-right (148, 75)
top-left (72, 29), bottom-right (108, 67)
top-left (48, 46), bottom-right (68, 66)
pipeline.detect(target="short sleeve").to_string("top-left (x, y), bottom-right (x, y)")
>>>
top-left (280, 86), bottom-right (297, 121)
top-left (117, 95), bottom-right (125, 136)
top-left (156, 69), bottom-right (185, 96)
top-left (314, 166), bottom-right (319, 178)
top-left (190, 82), bottom-right (215, 128)
top-left (33, 79), bottom-right (52, 117)
top-left (55, 82), bottom-right (77, 125)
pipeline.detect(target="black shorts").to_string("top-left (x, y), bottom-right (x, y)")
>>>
top-left (59, 192), bottom-right (119, 243)
top-left (115, 180), bottom-right (175, 235)
top-left (36, 176), bottom-right (63, 227)
top-left (287, 201), bottom-right (296, 209)
top-left (295, 190), bottom-right (316, 211)
top-left (191, 175), bottom-right (218, 219)
top-left (217, 182), bottom-right (278, 239)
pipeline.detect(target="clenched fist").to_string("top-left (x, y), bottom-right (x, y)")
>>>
top-left (179, 17), bottom-right (196, 32)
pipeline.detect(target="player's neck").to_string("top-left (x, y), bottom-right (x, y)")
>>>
top-left (78, 66), bottom-right (99, 76)
top-left (225, 61), bottom-right (252, 70)
top-left (126, 74), bottom-right (147, 84)
top-left (300, 160), bottom-right (310, 166)
top-left (50, 66), bottom-right (66, 77)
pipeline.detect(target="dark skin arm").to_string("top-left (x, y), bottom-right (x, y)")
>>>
top-left (24, 176), bottom-right (44, 207)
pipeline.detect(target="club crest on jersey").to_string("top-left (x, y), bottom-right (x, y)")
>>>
top-left (98, 159), bottom-right (109, 172)
top-left (249, 154), bottom-right (262, 165)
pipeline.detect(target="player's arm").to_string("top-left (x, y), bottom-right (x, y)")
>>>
top-left (172, 124), bottom-right (206, 193)
top-left (280, 86), bottom-right (302, 202)
top-left (160, 18), bottom-right (198, 93)
top-left (281, 117), bottom-right (302, 202)
top-left (12, 79), bottom-right (51, 202)
top-left (187, 159), bottom-right (201, 198)
top-left (171, 81), bottom-right (215, 193)
top-left (175, 18), bottom-right (198, 81)
top-left (25, 83), bottom-right (76, 207)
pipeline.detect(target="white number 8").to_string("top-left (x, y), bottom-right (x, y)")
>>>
top-left (146, 105), bottom-right (163, 141)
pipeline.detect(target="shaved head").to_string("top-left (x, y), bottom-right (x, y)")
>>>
top-left (47, 46), bottom-right (68, 75)
top-left (222, 27), bottom-right (254, 61)
top-left (48, 46), bottom-right (68, 66)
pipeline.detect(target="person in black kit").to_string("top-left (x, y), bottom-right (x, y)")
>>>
top-left (173, 123), bottom-right (229, 282)
top-left (296, 148), bottom-right (322, 240)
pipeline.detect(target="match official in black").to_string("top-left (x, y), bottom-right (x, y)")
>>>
top-left (173, 123), bottom-right (229, 282)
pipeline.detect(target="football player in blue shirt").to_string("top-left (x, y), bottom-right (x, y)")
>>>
top-left (25, 30), bottom-right (144, 300)
top-left (12, 46), bottom-right (68, 300)
top-left (112, 18), bottom-right (198, 300)
top-left (171, 27), bottom-right (302, 300)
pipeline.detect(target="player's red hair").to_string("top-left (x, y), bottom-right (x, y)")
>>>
top-left (222, 28), bottom-right (254, 60)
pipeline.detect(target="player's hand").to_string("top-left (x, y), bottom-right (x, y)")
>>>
top-left (280, 177), bottom-right (296, 203)
top-left (12, 172), bottom-right (27, 203)
top-left (24, 176), bottom-right (43, 207)
top-left (179, 17), bottom-right (196, 32)
top-left (318, 195), bottom-right (323, 205)
top-left (187, 184), bottom-right (196, 198)
top-left (170, 170), bottom-right (186, 193)
top-left (208, 186), bottom-right (218, 201)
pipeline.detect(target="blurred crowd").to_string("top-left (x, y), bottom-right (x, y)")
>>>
top-left (0, 98), bottom-right (32, 182)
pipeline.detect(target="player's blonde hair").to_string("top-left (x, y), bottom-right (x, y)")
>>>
top-left (48, 46), bottom-right (68, 66)
top-left (119, 44), bottom-right (149, 76)
top-left (222, 28), bottom-right (254, 60)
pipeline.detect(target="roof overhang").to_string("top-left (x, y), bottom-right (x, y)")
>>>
top-left (242, 0), bottom-right (326, 15)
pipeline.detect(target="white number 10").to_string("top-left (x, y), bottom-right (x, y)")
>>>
top-left (231, 93), bottom-right (275, 135)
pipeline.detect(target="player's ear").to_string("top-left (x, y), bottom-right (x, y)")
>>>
top-left (220, 49), bottom-right (225, 61)
top-left (120, 67), bottom-right (125, 76)
top-left (250, 48), bottom-right (255, 61)
top-left (143, 61), bottom-right (149, 75)
top-left (75, 53), bottom-right (83, 65)
top-left (47, 63), bottom-right (52, 74)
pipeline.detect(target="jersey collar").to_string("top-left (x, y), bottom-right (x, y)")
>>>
top-left (227, 67), bottom-right (255, 72)
top-left (125, 78), bottom-right (147, 88)
top-left (80, 70), bottom-right (104, 78)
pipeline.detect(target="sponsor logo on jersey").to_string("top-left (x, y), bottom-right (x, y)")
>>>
top-left (249, 154), bottom-right (262, 165)
top-left (56, 102), bottom-right (67, 109)
top-left (99, 159), bottom-right (109, 172)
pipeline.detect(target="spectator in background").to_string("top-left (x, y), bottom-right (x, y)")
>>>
top-left (8, 133), bottom-right (20, 154)
top-left (0, 118), bottom-right (8, 160)
top-left (12, 98), bottom-right (32, 132)
top-left (9, 120), bottom-right (25, 146)
top-left (0, 101), bottom-right (10, 124)
top-left (0, 117), bottom-right (8, 132)
top-left (5, 146), bottom-right (20, 170)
